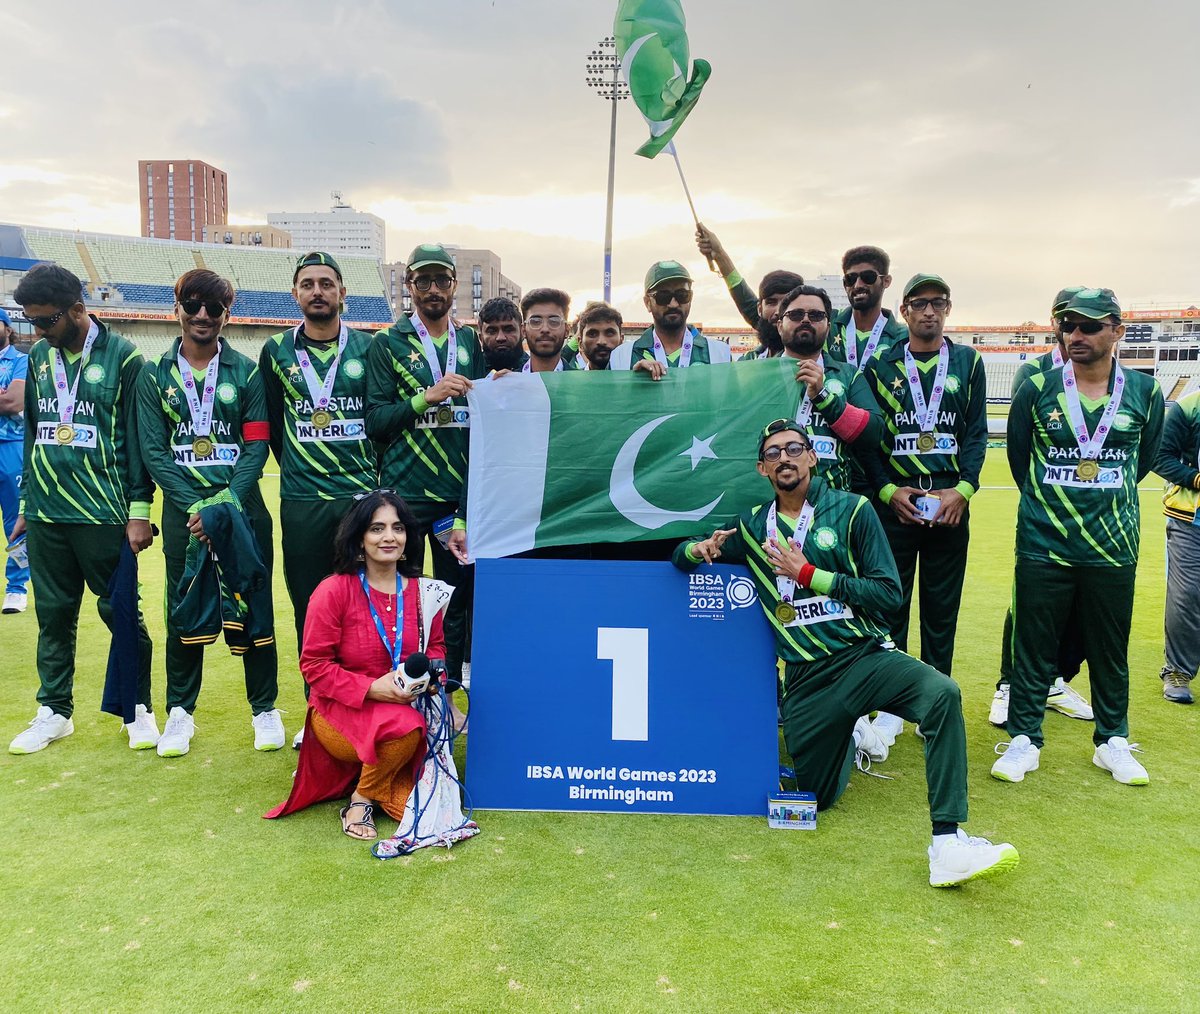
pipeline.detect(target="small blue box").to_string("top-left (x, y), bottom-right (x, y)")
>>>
top-left (767, 791), bottom-right (817, 830)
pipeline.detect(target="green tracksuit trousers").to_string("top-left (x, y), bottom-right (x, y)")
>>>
top-left (1010, 557), bottom-right (1135, 748)
top-left (161, 500), bottom-right (278, 715)
top-left (280, 497), bottom-right (356, 654)
top-left (782, 641), bottom-right (968, 823)
top-left (25, 520), bottom-right (153, 719)
top-left (408, 499), bottom-right (472, 684)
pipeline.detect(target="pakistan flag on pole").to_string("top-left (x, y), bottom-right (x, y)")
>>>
top-left (615, 0), bottom-right (711, 158)
top-left (465, 362), bottom-right (803, 559)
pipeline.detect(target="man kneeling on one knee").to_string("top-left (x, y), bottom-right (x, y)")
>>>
top-left (672, 418), bottom-right (1019, 887)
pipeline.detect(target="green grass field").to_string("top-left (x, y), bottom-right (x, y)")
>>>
top-left (2, 449), bottom-right (1196, 1012)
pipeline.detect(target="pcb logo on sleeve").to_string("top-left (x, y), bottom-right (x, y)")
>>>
top-left (687, 572), bottom-right (757, 619)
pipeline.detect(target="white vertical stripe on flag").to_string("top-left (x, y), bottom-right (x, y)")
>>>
top-left (466, 375), bottom-right (552, 560)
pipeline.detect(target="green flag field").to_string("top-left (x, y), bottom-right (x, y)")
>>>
top-left (1, 455), bottom-right (1193, 1011)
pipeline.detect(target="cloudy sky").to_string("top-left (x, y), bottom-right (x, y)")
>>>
top-left (2, 0), bottom-right (1198, 326)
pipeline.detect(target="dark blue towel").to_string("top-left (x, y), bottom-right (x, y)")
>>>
top-left (101, 540), bottom-right (140, 724)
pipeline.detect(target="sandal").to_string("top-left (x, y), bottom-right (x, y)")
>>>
top-left (339, 800), bottom-right (377, 840)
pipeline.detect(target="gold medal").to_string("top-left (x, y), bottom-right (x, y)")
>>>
top-left (311, 409), bottom-right (332, 429)
top-left (192, 436), bottom-right (214, 458)
top-left (775, 601), bottom-right (798, 624)
top-left (917, 432), bottom-right (936, 452)
top-left (436, 404), bottom-right (454, 426)
top-left (1076, 459), bottom-right (1100, 481)
top-left (54, 423), bottom-right (75, 445)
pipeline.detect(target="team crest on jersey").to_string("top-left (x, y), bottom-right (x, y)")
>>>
top-left (217, 382), bottom-right (237, 404)
top-left (343, 358), bottom-right (364, 379)
top-left (83, 363), bottom-right (105, 385)
top-left (824, 379), bottom-right (846, 397)
top-left (944, 375), bottom-right (961, 394)
top-left (1112, 411), bottom-right (1135, 431)
top-left (813, 527), bottom-right (838, 550)
top-left (1046, 407), bottom-right (1064, 430)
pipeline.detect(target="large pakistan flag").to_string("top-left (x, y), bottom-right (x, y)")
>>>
top-left (465, 360), bottom-right (803, 559)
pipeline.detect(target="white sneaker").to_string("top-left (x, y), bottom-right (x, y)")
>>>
top-left (9, 705), bottom-right (73, 754)
top-left (157, 707), bottom-right (195, 757)
top-left (252, 709), bottom-right (285, 751)
top-left (124, 704), bottom-right (160, 750)
top-left (460, 662), bottom-right (471, 690)
top-left (292, 727), bottom-right (304, 750)
top-left (1045, 678), bottom-right (1094, 720)
top-left (1093, 737), bottom-right (1149, 785)
top-left (2, 591), bottom-right (28, 614)
top-left (988, 684), bottom-right (1010, 727)
top-left (929, 829), bottom-right (1020, 887)
top-left (853, 715), bottom-right (889, 763)
top-left (871, 711), bottom-right (904, 747)
top-left (991, 734), bottom-right (1040, 782)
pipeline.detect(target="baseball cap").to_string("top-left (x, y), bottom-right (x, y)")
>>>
top-left (1061, 287), bottom-right (1121, 321)
top-left (644, 260), bottom-right (692, 293)
top-left (757, 418), bottom-right (810, 458)
top-left (0, 308), bottom-right (11, 327)
top-left (902, 273), bottom-right (951, 300)
top-left (293, 251), bottom-right (342, 283)
top-left (1051, 286), bottom-right (1085, 316)
top-left (406, 243), bottom-right (456, 273)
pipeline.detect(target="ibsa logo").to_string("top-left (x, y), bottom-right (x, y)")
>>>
top-left (687, 572), bottom-right (757, 620)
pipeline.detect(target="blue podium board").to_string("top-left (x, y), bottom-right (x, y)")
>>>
top-left (466, 558), bottom-right (779, 815)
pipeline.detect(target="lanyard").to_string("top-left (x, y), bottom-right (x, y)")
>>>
top-left (903, 341), bottom-right (950, 435)
top-left (651, 328), bottom-right (694, 369)
top-left (846, 314), bottom-right (886, 370)
top-left (766, 500), bottom-right (816, 608)
top-left (176, 343), bottom-right (222, 437)
top-left (793, 355), bottom-right (824, 426)
top-left (50, 321), bottom-right (99, 426)
top-left (1051, 346), bottom-right (1064, 368)
top-left (293, 323), bottom-right (348, 413)
top-left (410, 313), bottom-right (457, 401)
top-left (521, 359), bottom-right (564, 373)
top-left (359, 569), bottom-right (404, 672)
top-left (1062, 360), bottom-right (1125, 463)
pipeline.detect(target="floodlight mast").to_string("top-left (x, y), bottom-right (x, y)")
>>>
top-left (585, 37), bottom-right (630, 304)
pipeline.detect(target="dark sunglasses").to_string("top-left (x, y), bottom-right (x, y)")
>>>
top-left (410, 274), bottom-right (454, 292)
top-left (25, 309), bottom-right (67, 330)
top-left (843, 270), bottom-right (880, 287)
top-left (1060, 319), bottom-right (1109, 335)
top-left (353, 487), bottom-right (399, 501)
top-left (781, 308), bottom-right (828, 323)
top-left (651, 288), bottom-right (692, 307)
top-left (180, 298), bottom-right (228, 317)
top-left (906, 297), bottom-right (950, 312)
top-left (761, 440), bottom-right (812, 463)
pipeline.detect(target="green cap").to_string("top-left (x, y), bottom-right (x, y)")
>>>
top-left (902, 273), bottom-right (951, 300)
top-left (1051, 286), bottom-right (1085, 315)
top-left (293, 251), bottom-right (342, 283)
top-left (406, 243), bottom-right (456, 273)
top-left (757, 418), bottom-right (809, 457)
top-left (644, 260), bottom-right (692, 292)
top-left (1061, 287), bottom-right (1121, 321)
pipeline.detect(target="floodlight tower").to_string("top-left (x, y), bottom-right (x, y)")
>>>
top-left (584, 36), bottom-right (630, 304)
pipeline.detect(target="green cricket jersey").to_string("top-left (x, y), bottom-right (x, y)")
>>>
top-left (365, 314), bottom-right (487, 504)
top-left (1156, 391), bottom-right (1200, 523)
top-left (259, 325), bottom-right (377, 501)
top-left (21, 317), bottom-right (152, 524)
top-left (673, 476), bottom-right (901, 669)
top-left (1008, 365), bottom-right (1164, 567)
top-left (795, 356), bottom-right (886, 493)
top-left (861, 338), bottom-right (988, 497)
top-left (137, 339), bottom-right (269, 514)
top-left (608, 327), bottom-right (733, 370)
top-left (1010, 347), bottom-right (1063, 399)
top-left (828, 308), bottom-right (908, 369)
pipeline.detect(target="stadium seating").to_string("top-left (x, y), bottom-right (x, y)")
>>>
top-left (23, 230), bottom-right (91, 281)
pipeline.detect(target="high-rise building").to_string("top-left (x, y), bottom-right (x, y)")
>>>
top-left (382, 246), bottom-right (521, 319)
top-left (267, 193), bottom-right (386, 260)
top-left (808, 274), bottom-right (852, 313)
top-left (139, 159), bottom-right (228, 242)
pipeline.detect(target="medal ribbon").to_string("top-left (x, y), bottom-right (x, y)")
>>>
top-left (902, 341), bottom-right (951, 435)
top-left (293, 323), bottom-right (348, 413)
top-left (358, 569), bottom-right (404, 671)
top-left (651, 328), bottom-right (694, 369)
top-left (766, 500), bottom-right (816, 609)
top-left (50, 321), bottom-right (99, 429)
top-left (411, 312), bottom-right (457, 404)
top-left (793, 355), bottom-right (825, 427)
top-left (846, 314), bottom-right (886, 370)
top-left (1052, 346), bottom-right (1064, 368)
top-left (176, 343), bottom-right (222, 437)
top-left (521, 359), bottom-right (564, 374)
top-left (1061, 360), bottom-right (1126, 463)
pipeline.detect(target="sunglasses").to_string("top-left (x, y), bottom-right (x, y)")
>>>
top-left (780, 308), bottom-right (828, 323)
top-left (525, 315), bottom-right (564, 328)
top-left (1060, 319), bottom-right (1110, 335)
top-left (180, 298), bottom-right (229, 317)
top-left (410, 274), bottom-right (455, 292)
top-left (353, 487), bottom-right (399, 501)
top-left (25, 309), bottom-right (67, 330)
top-left (761, 440), bottom-right (813, 463)
top-left (843, 270), bottom-right (880, 287)
top-left (906, 297), bottom-right (950, 312)
top-left (651, 288), bottom-right (692, 307)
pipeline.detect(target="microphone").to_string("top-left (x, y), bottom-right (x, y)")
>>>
top-left (395, 652), bottom-right (431, 695)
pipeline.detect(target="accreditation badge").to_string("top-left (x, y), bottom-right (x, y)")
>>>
top-left (1075, 459), bottom-right (1100, 481)
top-left (775, 601), bottom-right (798, 624)
top-left (192, 436), bottom-right (214, 458)
top-left (917, 432), bottom-right (937, 453)
top-left (311, 409), bottom-right (332, 430)
top-left (55, 423), bottom-right (75, 445)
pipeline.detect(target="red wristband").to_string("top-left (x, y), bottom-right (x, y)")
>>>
top-left (242, 420), bottom-right (270, 442)
top-left (798, 563), bottom-right (817, 588)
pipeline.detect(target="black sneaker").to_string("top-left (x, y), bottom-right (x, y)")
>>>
top-left (1162, 671), bottom-right (1194, 704)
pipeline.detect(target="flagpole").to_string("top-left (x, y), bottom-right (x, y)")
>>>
top-left (669, 145), bottom-right (717, 273)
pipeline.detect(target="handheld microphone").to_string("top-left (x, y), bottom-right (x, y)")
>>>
top-left (395, 652), bottom-right (431, 696)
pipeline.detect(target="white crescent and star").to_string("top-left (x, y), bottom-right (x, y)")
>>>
top-left (609, 414), bottom-right (723, 530)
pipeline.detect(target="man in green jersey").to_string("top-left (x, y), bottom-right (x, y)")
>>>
top-left (995, 288), bottom-right (1164, 786)
top-left (861, 274), bottom-right (987, 680)
top-left (8, 264), bottom-right (157, 755)
top-left (991, 287), bottom-right (1092, 728)
top-left (575, 302), bottom-right (624, 371)
top-left (827, 247), bottom-right (908, 370)
top-left (520, 288), bottom-right (580, 373)
top-left (673, 419), bottom-right (1019, 887)
top-left (366, 243), bottom-right (486, 687)
top-left (479, 298), bottom-right (526, 372)
top-left (694, 223), bottom-right (803, 360)
top-left (1155, 388), bottom-right (1200, 704)
top-left (608, 262), bottom-right (733, 373)
top-left (138, 269), bottom-right (280, 756)
top-left (260, 253), bottom-right (377, 746)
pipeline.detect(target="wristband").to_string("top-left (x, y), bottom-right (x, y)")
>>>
top-left (797, 563), bottom-right (817, 588)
